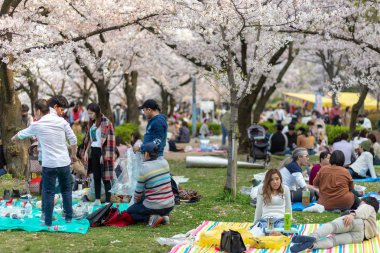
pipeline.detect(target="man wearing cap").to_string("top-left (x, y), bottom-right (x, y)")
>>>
top-left (127, 142), bottom-right (174, 227)
top-left (133, 99), bottom-right (168, 158)
top-left (348, 140), bottom-right (377, 179)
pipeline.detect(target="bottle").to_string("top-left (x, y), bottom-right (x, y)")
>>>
top-left (77, 178), bottom-right (83, 191)
top-left (302, 188), bottom-right (310, 206)
top-left (25, 201), bottom-right (33, 217)
top-left (284, 208), bottom-right (291, 231)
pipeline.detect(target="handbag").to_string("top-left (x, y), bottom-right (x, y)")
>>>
top-left (86, 203), bottom-right (113, 227)
top-left (220, 230), bottom-right (246, 253)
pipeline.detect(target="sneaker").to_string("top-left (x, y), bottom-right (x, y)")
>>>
top-left (291, 235), bottom-right (316, 244)
top-left (250, 198), bottom-right (257, 207)
top-left (162, 216), bottom-right (170, 225)
top-left (290, 240), bottom-right (315, 253)
top-left (147, 215), bottom-right (164, 228)
top-left (93, 199), bottom-right (101, 206)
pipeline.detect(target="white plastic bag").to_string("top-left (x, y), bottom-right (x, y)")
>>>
top-left (109, 148), bottom-right (143, 198)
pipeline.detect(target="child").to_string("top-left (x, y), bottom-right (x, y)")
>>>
top-left (290, 196), bottom-right (379, 252)
top-left (253, 169), bottom-right (292, 234)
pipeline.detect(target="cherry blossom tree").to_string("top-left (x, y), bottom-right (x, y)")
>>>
top-left (0, 0), bottom-right (169, 176)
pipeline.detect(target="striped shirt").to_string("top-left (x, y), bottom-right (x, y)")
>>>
top-left (134, 158), bottom-right (174, 210)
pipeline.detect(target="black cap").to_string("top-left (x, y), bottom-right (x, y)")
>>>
top-left (139, 99), bottom-right (160, 111)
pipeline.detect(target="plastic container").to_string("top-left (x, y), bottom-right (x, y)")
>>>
top-left (284, 209), bottom-right (291, 230)
top-left (302, 189), bottom-right (310, 206)
top-left (25, 202), bottom-right (33, 217)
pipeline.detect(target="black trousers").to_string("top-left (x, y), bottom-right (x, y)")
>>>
top-left (91, 147), bottom-right (111, 202)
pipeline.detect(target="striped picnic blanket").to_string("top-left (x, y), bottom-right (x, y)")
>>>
top-left (169, 220), bottom-right (380, 253)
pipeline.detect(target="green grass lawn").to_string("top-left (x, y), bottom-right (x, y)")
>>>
top-left (0, 157), bottom-right (379, 253)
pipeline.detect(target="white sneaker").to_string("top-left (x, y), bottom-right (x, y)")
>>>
top-left (93, 199), bottom-right (101, 206)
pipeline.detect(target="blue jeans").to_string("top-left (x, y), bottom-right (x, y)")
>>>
top-left (42, 165), bottom-right (72, 226)
top-left (0, 168), bottom-right (6, 177)
top-left (221, 125), bottom-right (228, 146)
top-left (127, 202), bottom-right (173, 223)
top-left (254, 218), bottom-right (284, 233)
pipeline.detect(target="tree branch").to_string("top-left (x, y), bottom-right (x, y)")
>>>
top-left (21, 13), bottom-right (159, 54)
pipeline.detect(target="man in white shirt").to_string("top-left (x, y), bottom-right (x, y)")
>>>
top-left (359, 114), bottom-right (372, 131)
top-left (12, 95), bottom-right (77, 226)
top-left (273, 103), bottom-right (286, 124)
top-left (348, 141), bottom-right (376, 179)
top-left (332, 132), bottom-right (353, 167)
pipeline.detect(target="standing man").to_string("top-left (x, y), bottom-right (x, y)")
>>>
top-left (12, 95), bottom-right (77, 226)
top-left (133, 99), bottom-right (167, 157)
top-left (133, 99), bottom-right (180, 204)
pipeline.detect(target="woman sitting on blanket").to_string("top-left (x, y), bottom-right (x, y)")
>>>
top-left (290, 196), bottom-right (379, 252)
top-left (313, 150), bottom-right (361, 211)
top-left (348, 140), bottom-right (377, 179)
top-left (253, 169), bottom-right (292, 235)
top-left (279, 148), bottom-right (318, 202)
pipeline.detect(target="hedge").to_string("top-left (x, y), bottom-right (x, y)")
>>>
top-left (260, 121), bottom-right (358, 145)
top-left (367, 112), bottom-right (380, 130)
top-left (188, 122), bottom-right (222, 136)
top-left (115, 123), bottom-right (140, 144)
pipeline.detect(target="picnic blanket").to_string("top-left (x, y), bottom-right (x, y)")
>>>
top-left (353, 177), bottom-right (380, 182)
top-left (169, 220), bottom-right (380, 253)
top-left (0, 202), bottom-right (129, 234)
top-left (292, 201), bottom-right (317, 211)
top-left (0, 207), bottom-right (90, 234)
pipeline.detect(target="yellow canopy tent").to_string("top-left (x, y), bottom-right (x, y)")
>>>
top-left (284, 92), bottom-right (378, 111)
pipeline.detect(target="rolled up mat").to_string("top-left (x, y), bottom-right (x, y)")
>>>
top-left (186, 156), bottom-right (264, 168)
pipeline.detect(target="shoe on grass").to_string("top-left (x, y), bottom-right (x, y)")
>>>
top-left (147, 215), bottom-right (164, 228)
top-left (162, 216), bottom-right (170, 225)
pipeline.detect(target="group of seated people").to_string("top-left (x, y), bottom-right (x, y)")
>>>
top-left (268, 122), bottom-right (326, 156)
top-left (253, 161), bottom-right (379, 252)
top-left (253, 147), bottom-right (379, 252)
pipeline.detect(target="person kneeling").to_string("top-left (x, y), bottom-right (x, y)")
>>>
top-left (290, 197), bottom-right (379, 252)
top-left (127, 142), bottom-right (175, 227)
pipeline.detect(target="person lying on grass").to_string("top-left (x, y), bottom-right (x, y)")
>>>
top-left (290, 196), bottom-right (379, 252)
top-left (253, 168), bottom-right (292, 235)
top-left (127, 142), bottom-right (175, 228)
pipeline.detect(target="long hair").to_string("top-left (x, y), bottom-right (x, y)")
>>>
top-left (277, 147), bottom-right (307, 170)
top-left (87, 103), bottom-right (102, 128)
top-left (262, 169), bottom-right (284, 205)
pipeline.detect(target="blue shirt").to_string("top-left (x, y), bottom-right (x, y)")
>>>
top-left (141, 114), bottom-right (167, 157)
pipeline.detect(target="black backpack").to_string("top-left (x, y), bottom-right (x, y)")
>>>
top-left (220, 230), bottom-right (246, 253)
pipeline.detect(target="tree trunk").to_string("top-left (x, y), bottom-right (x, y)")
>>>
top-left (95, 81), bottom-right (113, 123)
top-left (123, 71), bottom-right (140, 125)
top-left (0, 59), bottom-right (29, 178)
top-left (160, 89), bottom-right (170, 116)
top-left (169, 94), bottom-right (176, 117)
top-left (237, 93), bottom-right (257, 153)
top-left (253, 86), bottom-right (277, 123)
top-left (350, 86), bottom-right (369, 137)
top-left (225, 94), bottom-right (238, 197)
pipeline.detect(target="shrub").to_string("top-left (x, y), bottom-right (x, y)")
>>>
top-left (115, 123), bottom-right (140, 144)
top-left (188, 122), bottom-right (221, 136)
top-left (367, 112), bottom-right (380, 130)
top-left (325, 125), bottom-right (350, 145)
top-left (75, 132), bottom-right (85, 145)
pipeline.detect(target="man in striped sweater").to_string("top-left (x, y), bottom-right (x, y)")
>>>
top-left (127, 142), bottom-right (174, 227)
